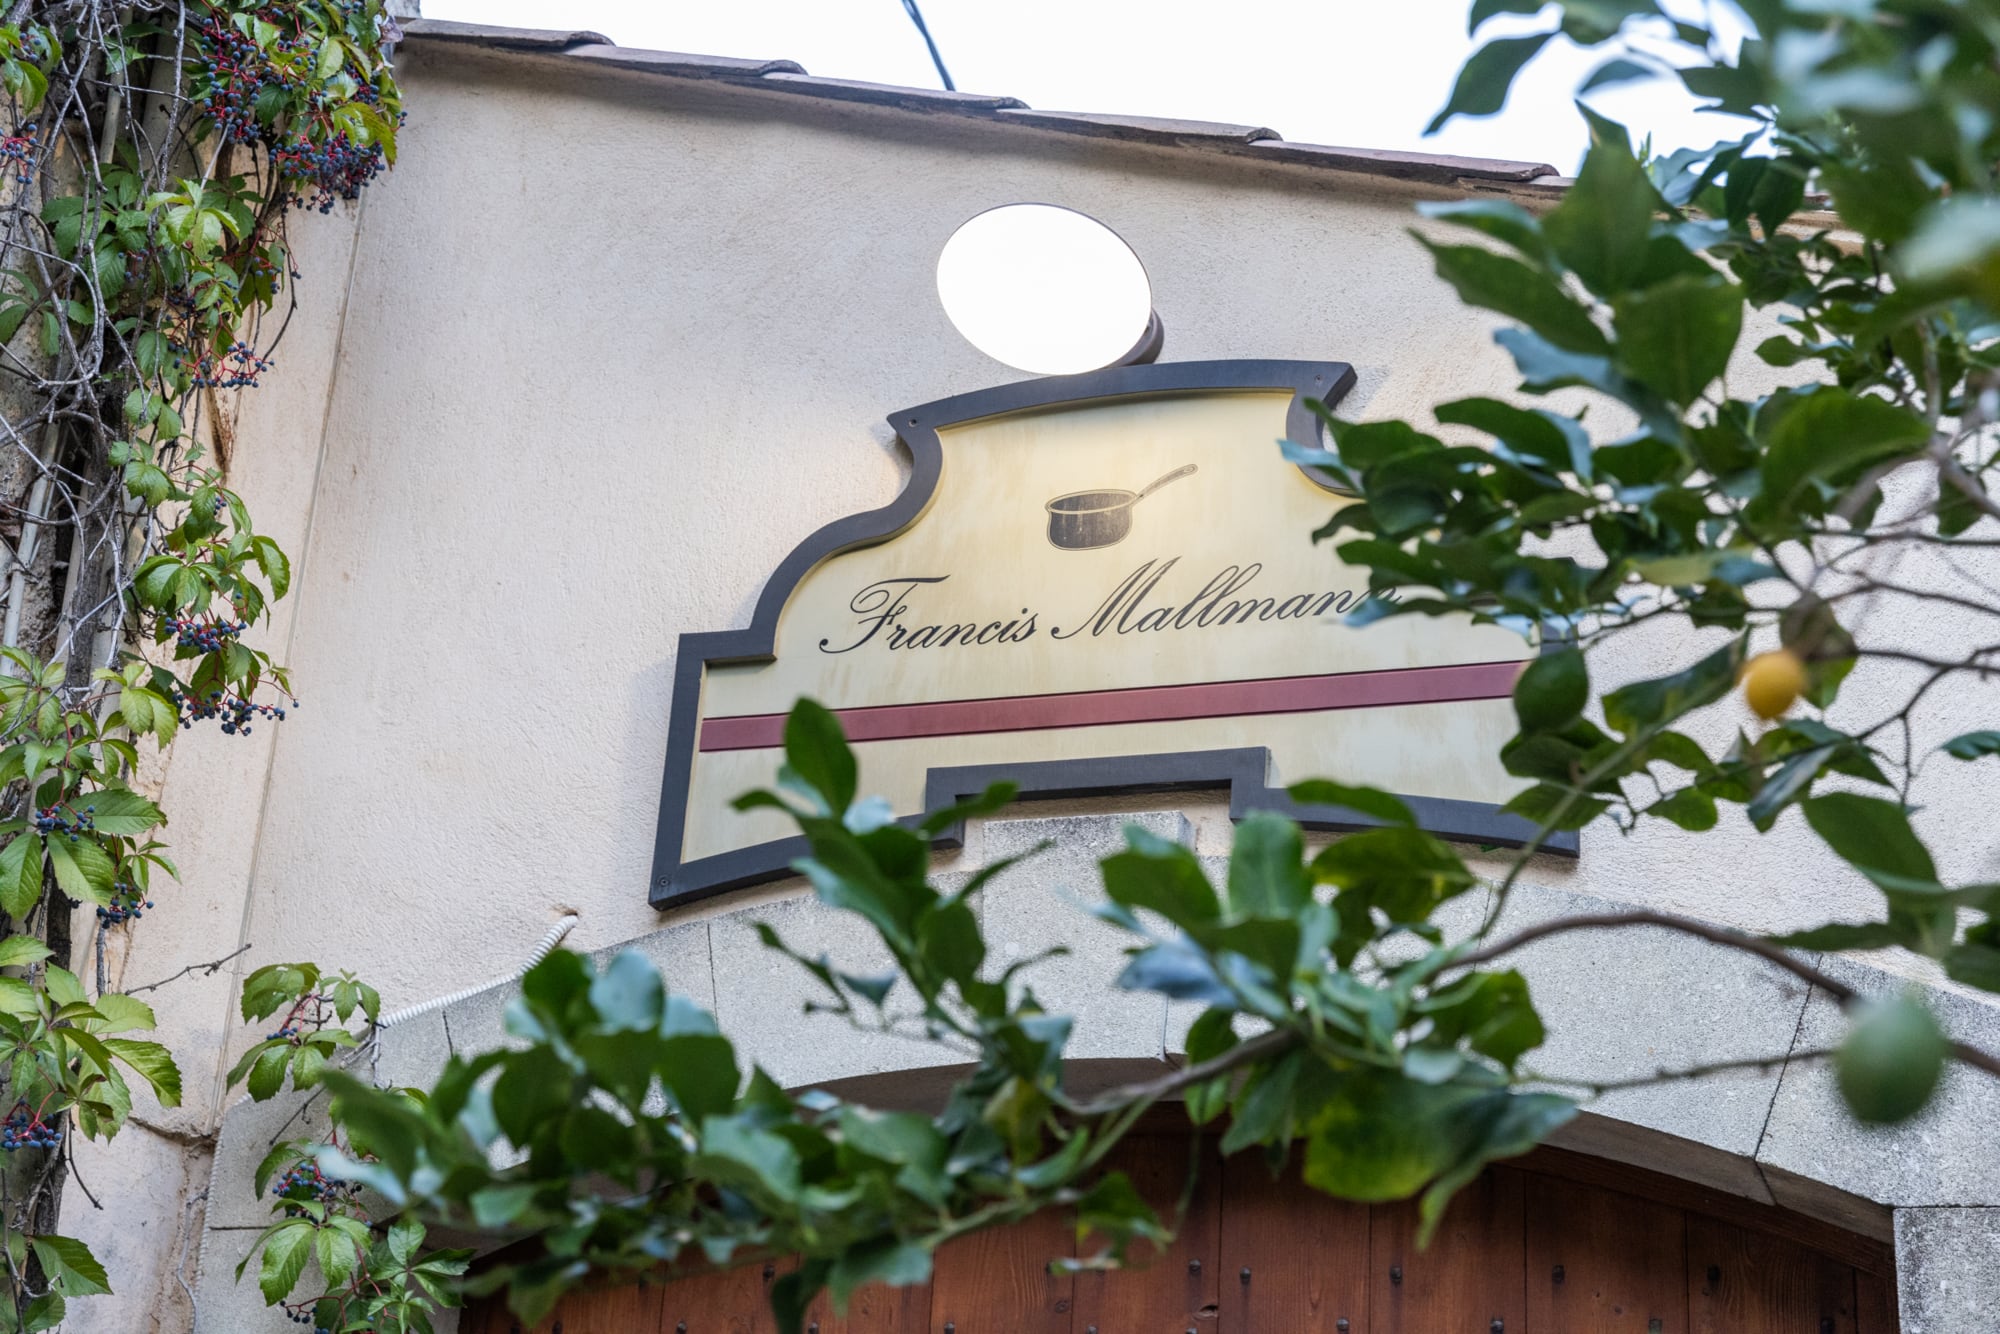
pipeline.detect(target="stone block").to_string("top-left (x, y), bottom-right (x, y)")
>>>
top-left (205, 1089), bottom-right (333, 1229)
top-left (980, 812), bottom-right (1188, 1066)
top-left (1759, 955), bottom-right (2000, 1205)
top-left (585, 916), bottom-right (715, 1010)
top-left (709, 889), bottom-right (967, 1092)
top-left (365, 1008), bottom-right (450, 1089)
top-left (193, 1226), bottom-right (294, 1333)
top-left (1494, 880), bottom-right (1811, 1158)
top-left (439, 979), bottom-right (524, 1062)
top-left (1895, 1206), bottom-right (2000, 1333)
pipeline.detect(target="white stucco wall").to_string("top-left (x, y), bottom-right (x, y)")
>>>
top-left (66, 30), bottom-right (2000, 1331)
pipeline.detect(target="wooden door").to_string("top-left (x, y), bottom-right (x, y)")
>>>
top-left (464, 1136), bottom-right (1898, 1334)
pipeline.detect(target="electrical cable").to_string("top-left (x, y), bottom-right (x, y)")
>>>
top-left (900, 0), bottom-right (956, 91)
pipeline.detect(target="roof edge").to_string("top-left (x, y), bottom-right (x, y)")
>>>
top-left (395, 19), bottom-right (1561, 189)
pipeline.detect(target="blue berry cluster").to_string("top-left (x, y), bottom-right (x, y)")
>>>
top-left (273, 1160), bottom-right (355, 1225)
top-left (192, 19), bottom-right (311, 144)
top-left (265, 1025), bottom-right (301, 1042)
top-left (0, 123), bottom-right (37, 186)
top-left (166, 614), bottom-right (246, 652)
top-left (275, 130), bottom-right (392, 214)
top-left (187, 340), bottom-right (274, 389)
top-left (95, 882), bottom-right (153, 925)
top-left (32, 803), bottom-right (93, 839)
top-left (170, 687), bottom-right (291, 735)
top-left (0, 1107), bottom-right (59, 1152)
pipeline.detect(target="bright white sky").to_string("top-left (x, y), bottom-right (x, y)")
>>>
top-left (421, 1), bottom-right (1759, 173)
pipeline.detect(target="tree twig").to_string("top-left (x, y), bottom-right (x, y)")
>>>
top-left (124, 942), bottom-right (251, 996)
top-left (1449, 909), bottom-right (2000, 1082)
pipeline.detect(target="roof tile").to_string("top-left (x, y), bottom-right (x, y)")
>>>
top-left (564, 44), bottom-right (804, 79)
top-left (759, 72), bottom-right (1025, 112)
top-left (994, 108), bottom-right (1278, 146)
top-left (398, 18), bottom-right (609, 51)
top-left (1245, 139), bottom-right (1557, 184)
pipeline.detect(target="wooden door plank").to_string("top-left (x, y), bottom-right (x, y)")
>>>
top-left (803, 1279), bottom-right (931, 1334)
top-left (1216, 1146), bottom-right (1369, 1334)
top-left (1853, 1266), bottom-right (1897, 1334)
top-left (1071, 1133), bottom-right (1222, 1334)
top-left (534, 1272), bottom-right (668, 1333)
top-left (1687, 1216), bottom-right (1857, 1334)
top-left (929, 1208), bottom-right (1074, 1334)
top-left (659, 1259), bottom-right (787, 1334)
top-left (1371, 1166), bottom-right (1525, 1334)
top-left (1524, 1173), bottom-right (1687, 1333)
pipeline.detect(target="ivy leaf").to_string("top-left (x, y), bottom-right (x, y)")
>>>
top-left (1416, 238), bottom-right (1609, 354)
top-left (29, 1236), bottom-right (109, 1297)
top-left (253, 1220), bottom-right (314, 1304)
top-left (0, 834), bottom-right (42, 918)
top-left (0, 934), bottom-right (49, 968)
top-left (82, 788), bottom-right (164, 836)
top-left (45, 835), bottom-right (114, 906)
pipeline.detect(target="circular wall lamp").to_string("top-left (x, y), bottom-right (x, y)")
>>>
top-left (935, 203), bottom-right (1162, 377)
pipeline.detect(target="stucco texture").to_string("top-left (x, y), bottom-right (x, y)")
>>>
top-left (71, 31), bottom-right (2000, 1333)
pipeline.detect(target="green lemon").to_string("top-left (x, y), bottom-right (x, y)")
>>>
top-left (1836, 996), bottom-right (1948, 1125)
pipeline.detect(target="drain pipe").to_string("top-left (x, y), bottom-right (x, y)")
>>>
top-left (375, 912), bottom-right (580, 1029)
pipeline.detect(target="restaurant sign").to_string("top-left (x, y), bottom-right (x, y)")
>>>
top-left (650, 360), bottom-right (1566, 908)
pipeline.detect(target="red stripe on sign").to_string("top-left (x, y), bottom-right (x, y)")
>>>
top-left (698, 659), bottom-right (1525, 752)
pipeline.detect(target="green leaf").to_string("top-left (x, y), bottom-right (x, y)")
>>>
top-left (1302, 1071), bottom-right (1486, 1201)
top-left (45, 835), bottom-right (113, 906)
top-left (588, 951), bottom-right (664, 1032)
top-left (1426, 31), bottom-right (1554, 134)
top-left (1226, 813), bottom-right (1310, 916)
top-left (1801, 792), bottom-right (1937, 890)
top-left (0, 934), bottom-right (49, 968)
top-left (783, 698), bottom-right (856, 814)
top-left (1542, 138), bottom-right (1663, 296)
top-left (1601, 638), bottom-right (1744, 738)
top-left (80, 788), bottom-right (163, 836)
top-left (1101, 826), bottom-right (1219, 925)
top-left (1286, 780), bottom-right (1416, 827)
top-left (255, 1221), bottom-right (313, 1304)
top-left (84, 993), bottom-right (155, 1033)
top-left (694, 1116), bottom-right (802, 1204)
top-left (1417, 238), bottom-right (1609, 354)
top-left (1943, 731), bottom-right (2000, 761)
top-left (1513, 648), bottom-right (1586, 732)
top-left (0, 834), bottom-right (42, 918)
top-left (1759, 387), bottom-right (1929, 505)
top-left (246, 1043), bottom-right (291, 1101)
top-left (1611, 275), bottom-right (1743, 406)
top-left (30, 1236), bottom-right (109, 1297)
top-left (659, 1033), bottom-right (740, 1122)
top-left (1837, 996), bottom-right (1947, 1125)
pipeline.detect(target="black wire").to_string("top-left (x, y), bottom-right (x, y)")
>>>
top-left (899, 0), bottom-right (956, 91)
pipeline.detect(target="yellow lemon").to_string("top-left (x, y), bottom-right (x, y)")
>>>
top-left (1741, 649), bottom-right (1806, 720)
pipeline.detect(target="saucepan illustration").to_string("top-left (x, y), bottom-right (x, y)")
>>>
top-left (1043, 464), bottom-right (1198, 550)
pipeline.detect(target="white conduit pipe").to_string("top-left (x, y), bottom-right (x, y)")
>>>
top-left (375, 913), bottom-right (580, 1030)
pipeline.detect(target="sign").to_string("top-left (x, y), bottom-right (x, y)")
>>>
top-left (650, 360), bottom-right (1568, 908)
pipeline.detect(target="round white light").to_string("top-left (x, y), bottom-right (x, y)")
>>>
top-left (936, 203), bottom-right (1155, 377)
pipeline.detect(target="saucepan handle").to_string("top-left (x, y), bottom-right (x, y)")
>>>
top-left (1133, 463), bottom-right (1198, 502)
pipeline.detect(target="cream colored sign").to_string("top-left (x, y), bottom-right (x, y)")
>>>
top-left (650, 362), bottom-right (1542, 907)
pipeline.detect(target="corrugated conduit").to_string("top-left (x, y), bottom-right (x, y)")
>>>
top-left (375, 912), bottom-right (580, 1030)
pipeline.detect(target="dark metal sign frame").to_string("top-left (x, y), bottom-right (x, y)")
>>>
top-left (649, 359), bottom-right (1575, 909)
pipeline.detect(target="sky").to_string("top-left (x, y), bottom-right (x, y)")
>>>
top-left (421, 1), bottom-right (1759, 174)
